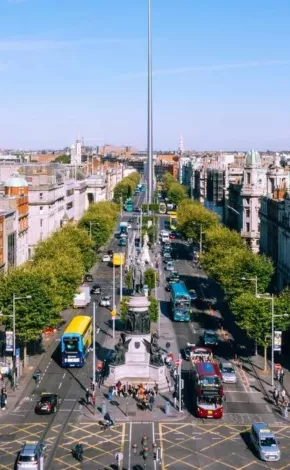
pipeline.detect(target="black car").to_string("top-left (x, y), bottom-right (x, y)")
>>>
top-left (107, 249), bottom-right (114, 257)
top-left (35, 393), bottom-right (59, 414)
top-left (91, 284), bottom-right (101, 295)
top-left (128, 217), bottom-right (134, 223)
top-left (168, 271), bottom-right (179, 283)
top-left (165, 283), bottom-right (172, 292)
top-left (183, 343), bottom-right (196, 360)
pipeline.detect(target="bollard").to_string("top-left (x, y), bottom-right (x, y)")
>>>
top-left (165, 401), bottom-right (171, 415)
top-left (101, 401), bottom-right (106, 415)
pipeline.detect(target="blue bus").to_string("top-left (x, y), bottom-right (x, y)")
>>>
top-left (141, 183), bottom-right (146, 192)
top-left (170, 282), bottom-right (191, 322)
top-left (119, 222), bottom-right (129, 235)
top-left (125, 198), bottom-right (133, 212)
top-left (61, 316), bottom-right (92, 367)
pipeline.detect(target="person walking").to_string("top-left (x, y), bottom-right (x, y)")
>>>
top-left (273, 387), bottom-right (279, 406)
top-left (283, 397), bottom-right (289, 419)
top-left (281, 389), bottom-right (286, 404)
top-left (276, 369), bottom-right (281, 382)
top-left (85, 388), bottom-right (91, 405)
top-left (280, 368), bottom-right (285, 385)
top-left (149, 393), bottom-right (155, 411)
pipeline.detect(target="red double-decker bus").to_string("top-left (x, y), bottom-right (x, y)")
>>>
top-left (193, 361), bottom-right (224, 419)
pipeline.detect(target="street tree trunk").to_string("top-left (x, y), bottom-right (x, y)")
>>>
top-left (263, 345), bottom-right (268, 372)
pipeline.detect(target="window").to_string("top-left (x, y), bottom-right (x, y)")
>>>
top-left (66, 202), bottom-right (73, 210)
top-left (40, 219), bottom-right (43, 227)
top-left (246, 209), bottom-right (250, 217)
top-left (66, 189), bottom-right (74, 197)
top-left (39, 192), bottom-right (43, 200)
top-left (40, 206), bottom-right (43, 214)
top-left (258, 223), bottom-right (260, 232)
top-left (247, 173), bottom-right (251, 184)
top-left (246, 222), bottom-right (250, 232)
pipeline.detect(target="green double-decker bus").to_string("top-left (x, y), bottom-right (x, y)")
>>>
top-left (125, 198), bottom-right (133, 212)
top-left (170, 282), bottom-right (191, 322)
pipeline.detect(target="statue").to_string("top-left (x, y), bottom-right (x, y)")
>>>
top-left (143, 337), bottom-right (164, 367)
top-left (143, 232), bottom-right (149, 248)
top-left (112, 333), bottom-right (131, 366)
top-left (125, 310), bottom-right (150, 334)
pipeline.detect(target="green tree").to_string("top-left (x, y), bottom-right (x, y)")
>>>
top-left (230, 292), bottom-right (290, 370)
top-left (125, 269), bottom-right (133, 290)
top-left (177, 200), bottom-right (219, 240)
top-left (148, 296), bottom-right (159, 323)
top-left (113, 172), bottom-right (140, 203)
top-left (120, 297), bottom-right (129, 323)
top-left (59, 224), bottom-right (96, 271)
top-left (79, 212), bottom-right (114, 248)
top-left (168, 183), bottom-right (188, 206)
top-left (162, 172), bottom-right (176, 192)
top-left (0, 266), bottom-right (59, 358)
top-left (54, 154), bottom-right (70, 164)
top-left (144, 268), bottom-right (158, 292)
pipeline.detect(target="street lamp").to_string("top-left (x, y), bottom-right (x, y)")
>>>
top-left (256, 293), bottom-right (289, 386)
top-left (192, 222), bottom-right (204, 256)
top-left (240, 276), bottom-right (258, 296)
top-left (1, 294), bottom-right (32, 386)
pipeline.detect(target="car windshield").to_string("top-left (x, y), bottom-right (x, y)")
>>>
top-left (198, 396), bottom-right (222, 405)
top-left (199, 376), bottom-right (220, 387)
top-left (176, 300), bottom-right (190, 307)
top-left (19, 455), bottom-right (37, 462)
top-left (260, 437), bottom-right (276, 447)
top-left (206, 333), bottom-right (217, 340)
top-left (40, 396), bottom-right (51, 403)
top-left (222, 366), bottom-right (234, 373)
top-left (64, 338), bottom-right (78, 353)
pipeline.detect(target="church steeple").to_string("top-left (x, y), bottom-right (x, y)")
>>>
top-left (178, 133), bottom-right (184, 155)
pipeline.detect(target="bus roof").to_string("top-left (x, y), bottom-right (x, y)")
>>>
top-left (171, 282), bottom-right (190, 298)
top-left (195, 361), bottom-right (221, 377)
top-left (63, 316), bottom-right (91, 336)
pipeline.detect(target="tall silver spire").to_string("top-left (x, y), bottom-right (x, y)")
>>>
top-left (147, 0), bottom-right (153, 204)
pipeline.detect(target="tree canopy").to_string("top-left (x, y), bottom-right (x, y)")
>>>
top-left (113, 172), bottom-right (140, 203)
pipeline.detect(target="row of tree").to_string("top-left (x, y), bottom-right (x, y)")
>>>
top-left (162, 172), bottom-right (188, 206)
top-left (0, 201), bottom-right (119, 353)
top-left (113, 172), bottom-right (140, 203)
top-left (177, 199), bottom-right (290, 368)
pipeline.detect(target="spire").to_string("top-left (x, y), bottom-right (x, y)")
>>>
top-left (77, 132), bottom-right (81, 143)
top-left (179, 133), bottom-right (184, 154)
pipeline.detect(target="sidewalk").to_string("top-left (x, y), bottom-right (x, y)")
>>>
top-left (82, 385), bottom-right (189, 423)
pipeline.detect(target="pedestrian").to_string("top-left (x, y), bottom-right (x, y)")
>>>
top-left (108, 386), bottom-right (113, 402)
top-left (154, 382), bottom-right (159, 396)
top-left (85, 388), bottom-right (91, 405)
top-left (281, 389), bottom-right (286, 404)
top-left (149, 393), bottom-right (155, 411)
top-left (276, 369), bottom-right (281, 382)
top-left (173, 390), bottom-right (177, 409)
top-left (115, 451), bottom-right (124, 469)
top-left (280, 368), bottom-right (285, 385)
top-left (284, 398), bottom-right (289, 419)
top-left (273, 387), bottom-right (279, 406)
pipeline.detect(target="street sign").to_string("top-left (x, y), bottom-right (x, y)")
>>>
top-left (111, 309), bottom-right (117, 317)
top-left (5, 331), bottom-right (13, 352)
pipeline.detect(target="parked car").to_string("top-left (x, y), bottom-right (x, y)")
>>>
top-left (219, 362), bottom-right (237, 383)
top-left (91, 284), bottom-right (101, 295)
top-left (100, 296), bottom-right (111, 307)
top-left (168, 271), bottom-right (180, 283)
top-left (189, 289), bottom-right (197, 302)
top-left (17, 441), bottom-right (45, 470)
top-left (165, 261), bottom-right (174, 271)
top-left (84, 273), bottom-right (93, 282)
top-left (35, 393), bottom-right (59, 414)
top-left (169, 232), bottom-right (176, 240)
top-left (183, 343), bottom-right (196, 360)
top-left (203, 329), bottom-right (219, 347)
top-left (107, 249), bottom-right (114, 257)
top-left (250, 423), bottom-right (281, 461)
top-left (102, 254), bottom-right (111, 262)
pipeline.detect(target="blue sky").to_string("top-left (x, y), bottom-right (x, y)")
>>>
top-left (0, 0), bottom-right (289, 151)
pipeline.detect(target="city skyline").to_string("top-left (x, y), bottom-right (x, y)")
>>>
top-left (0, 0), bottom-right (289, 150)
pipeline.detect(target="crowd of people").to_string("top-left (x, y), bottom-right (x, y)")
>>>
top-left (108, 381), bottom-right (158, 411)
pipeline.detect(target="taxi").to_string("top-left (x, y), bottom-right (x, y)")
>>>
top-left (250, 423), bottom-right (281, 461)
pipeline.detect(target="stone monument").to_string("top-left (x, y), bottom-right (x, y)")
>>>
top-left (108, 295), bottom-right (166, 388)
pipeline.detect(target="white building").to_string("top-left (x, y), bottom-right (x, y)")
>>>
top-left (70, 133), bottom-right (82, 165)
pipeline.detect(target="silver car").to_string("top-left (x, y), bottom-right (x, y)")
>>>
top-left (220, 362), bottom-right (237, 383)
top-left (250, 423), bottom-right (281, 461)
top-left (17, 441), bottom-right (45, 470)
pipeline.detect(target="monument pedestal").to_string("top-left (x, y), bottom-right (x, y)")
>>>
top-left (107, 295), bottom-right (167, 390)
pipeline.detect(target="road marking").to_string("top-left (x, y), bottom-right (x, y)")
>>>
top-left (152, 421), bottom-right (157, 470)
top-left (128, 422), bottom-right (132, 470)
top-left (159, 422), bottom-right (166, 470)
top-left (62, 373), bottom-right (66, 379)
top-left (58, 382), bottom-right (62, 389)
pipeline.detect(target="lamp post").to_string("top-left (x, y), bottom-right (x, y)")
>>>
top-left (192, 222), bottom-right (204, 256)
top-left (92, 301), bottom-right (97, 414)
top-left (256, 293), bottom-right (289, 386)
top-left (1, 294), bottom-right (32, 386)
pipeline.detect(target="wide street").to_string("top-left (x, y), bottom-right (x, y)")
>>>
top-left (0, 200), bottom-right (289, 469)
